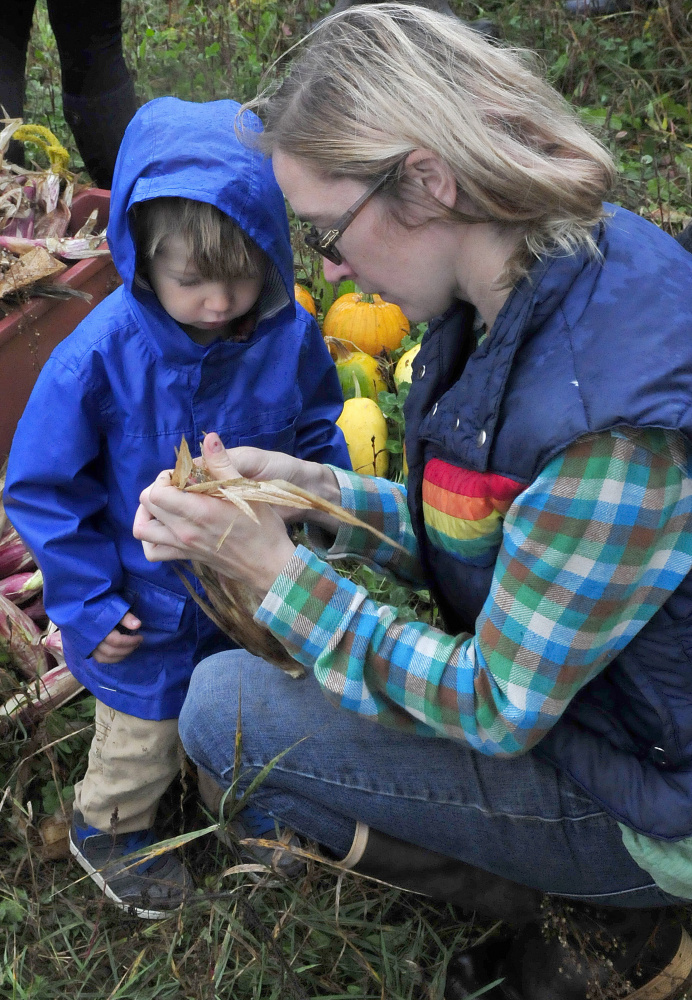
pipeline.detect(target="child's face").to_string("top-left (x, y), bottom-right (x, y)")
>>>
top-left (148, 236), bottom-right (265, 344)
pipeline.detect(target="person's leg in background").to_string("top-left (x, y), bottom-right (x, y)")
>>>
top-left (181, 650), bottom-right (692, 999)
top-left (0, 0), bottom-right (37, 166)
top-left (47, 0), bottom-right (137, 188)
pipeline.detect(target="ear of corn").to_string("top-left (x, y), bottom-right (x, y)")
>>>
top-left (0, 526), bottom-right (36, 577)
top-left (0, 662), bottom-right (83, 734)
top-left (0, 569), bottom-right (42, 605)
top-left (0, 591), bottom-right (50, 679)
top-left (0, 462), bottom-right (78, 731)
top-left (171, 435), bottom-right (403, 676)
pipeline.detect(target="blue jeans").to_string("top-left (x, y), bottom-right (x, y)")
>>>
top-left (179, 650), bottom-right (681, 909)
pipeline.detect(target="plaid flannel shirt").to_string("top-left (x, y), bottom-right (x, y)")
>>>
top-left (256, 428), bottom-right (692, 755)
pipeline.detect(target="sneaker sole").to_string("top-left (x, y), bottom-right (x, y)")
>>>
top-left (69, 832), bottom-right (177, 920)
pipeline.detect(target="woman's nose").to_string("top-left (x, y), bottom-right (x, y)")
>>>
top-left (322, 256), bottom-right (355, 284)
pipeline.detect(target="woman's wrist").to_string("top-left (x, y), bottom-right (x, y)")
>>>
top-left (299, 463), bottom-right (341, 530)
top-left (251, 533), bottom-right (297, 597)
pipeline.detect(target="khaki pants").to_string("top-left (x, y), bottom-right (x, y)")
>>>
top-left (73, 700), bottom-right (183, 833)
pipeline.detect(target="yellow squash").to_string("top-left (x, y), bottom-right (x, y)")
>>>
top-left (393, 342), bottom-right (421, 388)
top-left (337, 397), bottom-right (389, 477)
top-left (323, 292), bottom-right (409, 356)
top-left (326, 337), bottom-right (387, 401)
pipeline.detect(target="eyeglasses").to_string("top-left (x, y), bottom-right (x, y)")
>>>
top-left (302, 166), bottom-right (398, 265)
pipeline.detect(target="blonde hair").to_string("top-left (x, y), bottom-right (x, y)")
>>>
top-left (132, 197), bottom-right (262, 283)
top-left (244, 4), bottom-right (616, 282)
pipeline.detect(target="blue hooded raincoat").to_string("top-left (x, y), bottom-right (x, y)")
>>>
top-left (5, 97), bottom-right (349, 719)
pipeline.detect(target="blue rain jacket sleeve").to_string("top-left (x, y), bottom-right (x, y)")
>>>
top-left (5, 354), bottom-right (131, 659)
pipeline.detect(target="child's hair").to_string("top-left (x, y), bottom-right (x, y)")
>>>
top-left (243, 3), bottom-right (616, 283)
top-left (131, 196), bottom-right (263, 283)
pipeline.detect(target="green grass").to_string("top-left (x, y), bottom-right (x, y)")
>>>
top-left (3, 0), bottom-right (692, 996)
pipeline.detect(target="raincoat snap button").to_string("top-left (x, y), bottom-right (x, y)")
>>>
top-left (476, 428), bottom-right (487, 447)
top-left (454, 418), bottom-right (460, 430)
top-left (432, 402), bottom-right (438, 416)
top-left (418, 365), bottom-right (426, 378)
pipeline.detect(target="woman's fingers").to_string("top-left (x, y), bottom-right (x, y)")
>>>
top-left (201, 432), bottom-right (241, 480)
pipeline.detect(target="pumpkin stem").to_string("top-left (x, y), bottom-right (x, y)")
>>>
top-left (359, 293), bottom-right (376, 304)
top-left (324, 335), bottom-right (355, 362)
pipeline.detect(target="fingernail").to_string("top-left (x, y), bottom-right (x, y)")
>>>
top-left (207, 434), bottom-right (224, 453)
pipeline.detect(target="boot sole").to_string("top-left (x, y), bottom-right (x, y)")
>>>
top-left (69, 832), bottom-right (177, 920)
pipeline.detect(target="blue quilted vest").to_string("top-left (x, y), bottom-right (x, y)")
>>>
top-left (405, 205), bottom-right (692, 839)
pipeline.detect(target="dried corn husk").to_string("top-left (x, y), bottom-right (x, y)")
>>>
top-left (0, 117), bottom-right (107, 304)
top-left (0, 525), bottom-right (36, 577)
top-left (0, 569), bottom-right (42, 605)
top-left (41, 624), bottom-right (64, 664)
top-left (0, 591), bottom-right (50, 679)
top-left (0, 245), bottom-right (67, 297)
top-left (0, 662), bottom-right (83, 733)
top-left (0, 233), bottom-right (109, 260)
top-left (171, 436), bottom-right (403, 676)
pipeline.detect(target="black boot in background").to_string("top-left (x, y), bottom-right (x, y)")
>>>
top-left (344, 825), bottom-right (692, 1000)
top-left (62, 77), bottom-right (137, 189)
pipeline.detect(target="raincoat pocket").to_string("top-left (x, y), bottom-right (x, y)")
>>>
top-left (236, 417), bottom-right (297, 453)
top-left (122, 573), bottom-right (187, 648)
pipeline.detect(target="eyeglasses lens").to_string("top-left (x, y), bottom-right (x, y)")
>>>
top-left (304, 226), bottom-right (343, 265)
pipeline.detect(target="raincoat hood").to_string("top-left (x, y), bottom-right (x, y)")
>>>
top-left (107, 96), bottom-right (294, 307)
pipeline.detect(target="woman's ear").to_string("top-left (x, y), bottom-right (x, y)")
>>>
top-left (403, 149), bottom-right (458, 210)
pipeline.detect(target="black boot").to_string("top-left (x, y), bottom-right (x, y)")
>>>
top-left (62, 78), bottom-right (138, 189)
top-left (343, 825), bottom-right (692, 1000)
top-left (506, 901), bottom-right (692, 1000)
top-left (0, 52), bottom-right (28, 168)
top-left (346, 823), bottom-right (543, 925)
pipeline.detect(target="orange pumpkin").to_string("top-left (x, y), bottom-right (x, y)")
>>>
top-left (323, 292), bottom-right (409, 356)
top-left (294, 284), bottom-right (317, 317)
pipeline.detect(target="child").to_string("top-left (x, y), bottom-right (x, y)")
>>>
top-left (5, 97), bottom-right (349, 918)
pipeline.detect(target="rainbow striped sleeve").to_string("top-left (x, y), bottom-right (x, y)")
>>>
top-left (422, 459), bottom-right (525, 568)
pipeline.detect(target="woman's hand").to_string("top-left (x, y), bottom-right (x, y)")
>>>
top-left (228, 445), bottom-right (342, 510)
top-left (133, 434), bottom-right (298, 597)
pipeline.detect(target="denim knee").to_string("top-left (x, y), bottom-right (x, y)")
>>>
top-left (179, 652), bottom-right (240, 766)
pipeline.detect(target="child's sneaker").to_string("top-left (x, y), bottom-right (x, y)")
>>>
top-left (196, 768), bottom-right (305, 878)
top-left (219, 805), bottom-right (306, 878)
top-left (69, 809), bottom-right (193, 919)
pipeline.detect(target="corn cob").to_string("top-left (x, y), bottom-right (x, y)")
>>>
top-left (0, 526), bottom-right (36, 577)
top-left (0, 591), bottom-right (50, 679)
top-left (41, 626), bottom-right (64, 664)
top-left (22, 595), bottom-right (46, 622)
top-left (0, 234), bottom-right (109, 260)
top-left (0, 569), bottom-right (42, 605)
top-left (0, 662), bottom-right (83, 734)
top-left (170, 436), bottom-right (403, 677)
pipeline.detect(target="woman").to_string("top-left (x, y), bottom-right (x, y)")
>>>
top-left (134, 6), bottom-right (692, 998)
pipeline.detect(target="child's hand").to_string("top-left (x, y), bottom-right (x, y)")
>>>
top-left (92, 611), bottom-right (143, 663)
